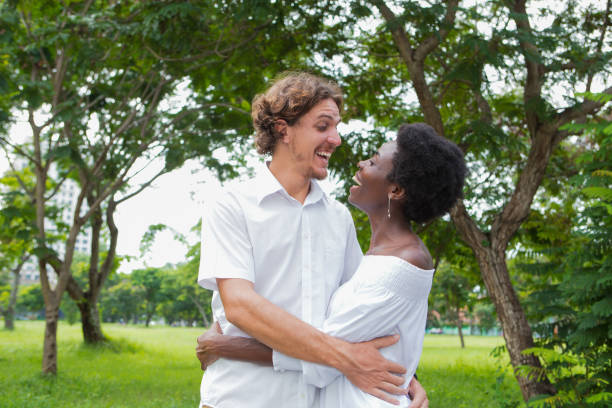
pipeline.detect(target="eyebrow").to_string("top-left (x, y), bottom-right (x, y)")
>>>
top-left (317, 114), bottom-right (342, 124)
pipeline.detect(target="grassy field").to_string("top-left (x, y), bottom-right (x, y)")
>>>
top-left (1, 321), bottom-right (524, 407)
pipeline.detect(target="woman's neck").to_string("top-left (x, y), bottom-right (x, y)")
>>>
top-left (367, 211), bottom-right (414, 253)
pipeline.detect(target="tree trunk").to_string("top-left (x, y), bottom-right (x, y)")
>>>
top-left (42, 305), bottom-right (60, 375)
top-left (456, 306), bottom-right (465, 349)
top-left (190, 294), bottom-right (210, 327)
top-left (77, 296), bottom-right (106, 343)
top-left (476, 246), bottom-right (555, 400)
top-left (450, 202), bottom-right (556, 400)
top-left (4, 268), bottom-right (21, 330)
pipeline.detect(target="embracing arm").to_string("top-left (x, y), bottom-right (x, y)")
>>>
top-left (196, 327), bottom-right (428, 408)
top-left (196, 321), bottom-right (272, 370)
top-left (217, 278), bottom-right (407, 404)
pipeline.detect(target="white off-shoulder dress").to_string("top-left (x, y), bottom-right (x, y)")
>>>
top-left (299, 255), bottom-right (434, 407)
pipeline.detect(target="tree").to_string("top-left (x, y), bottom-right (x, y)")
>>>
top-left (99, 277), bottom-right (140, 324)
top-left (131, 267), bottom-right (164, 327)
top-left (514, 97), bottom-right (612, 407)
top-left (0, 0), bottom-right (324, 373)
top-left (176, 232), bottom-right (214, 327)
top-left (426, 221), bottom-right (481, 347)
top-left (321, 0), bottom-right (612, 400)
top-left (472, 302), bottom-right (499, 335)
top-left (0, 169), bottom-right (37, 330)
top-left (16, 283), bottom-right (44, 318)
top-left (140, 221), bottom-right (213, 327)
top-left (430, 263), bottom-right (475, 348)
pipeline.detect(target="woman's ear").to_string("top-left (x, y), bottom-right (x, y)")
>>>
top-left (389, 184), bottom-right (405, 201)
top-left (274, 119), bottom-right (290, 143)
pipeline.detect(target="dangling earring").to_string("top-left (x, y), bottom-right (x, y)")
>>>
top-left (387, 195), bottom-right (391, 219)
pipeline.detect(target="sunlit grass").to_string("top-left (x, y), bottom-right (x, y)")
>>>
top-left (1, 321), bottom-right (203, 408)
top-left (1, 321), bottom-right (524, 407)
top-left (420, 335), bottom-right (524, 407)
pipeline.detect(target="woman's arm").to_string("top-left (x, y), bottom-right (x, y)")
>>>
top-left (196, 322), bottom-right (272, 370)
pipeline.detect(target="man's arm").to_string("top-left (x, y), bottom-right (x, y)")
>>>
top-left (196, 326), bottom-right (430, 408)
top-left (217, 278), bottom-right (408, 405)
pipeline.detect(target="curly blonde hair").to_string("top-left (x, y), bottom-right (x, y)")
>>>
top-left (251, 72), bottom-right (343, 155)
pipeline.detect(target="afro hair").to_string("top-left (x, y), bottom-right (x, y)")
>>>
top-left (387, 123), bottom-right (467, 223)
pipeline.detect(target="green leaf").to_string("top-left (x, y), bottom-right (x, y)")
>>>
top-left (582, 186), bottom-right (612, 201)
top-left (585, 392), bottom-right (612, 403)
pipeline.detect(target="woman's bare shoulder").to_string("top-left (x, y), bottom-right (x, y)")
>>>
top-left (393, 245), bottom-right (434, 270)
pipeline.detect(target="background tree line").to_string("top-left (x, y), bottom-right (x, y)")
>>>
top-left (1, 0), bottom-right (610, 406)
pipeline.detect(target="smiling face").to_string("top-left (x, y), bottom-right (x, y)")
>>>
top-left (348, 141), bottom-right (397, 213)
top-left (280, 98), bottom-right (342, 180)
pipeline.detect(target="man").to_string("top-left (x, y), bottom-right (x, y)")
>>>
top-left (196, 72), bottom-right (428, 407)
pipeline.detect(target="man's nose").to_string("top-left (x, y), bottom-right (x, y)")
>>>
top-left (328, 130), bottom-right (341, 147)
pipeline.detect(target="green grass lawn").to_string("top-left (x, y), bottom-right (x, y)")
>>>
top-left (419, 335), bottom-right (524, 407)
top-left (1, 321), bottom-right (524, 407)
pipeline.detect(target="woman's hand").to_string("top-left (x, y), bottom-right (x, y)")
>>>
top-left (196, 321), bottom-right (223, 370)
top-left (408, 376), bottom-right (429, 408)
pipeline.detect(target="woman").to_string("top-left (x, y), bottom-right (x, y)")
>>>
top-left (199, 122), bottom-right (466, 407)
top-left (302, 122), bottom-right (466, 407)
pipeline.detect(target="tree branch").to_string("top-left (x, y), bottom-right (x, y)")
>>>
top-left (0, 135), bottom-right (38, 165)
top-left (507, 0), bottom-right (544, 139)
top-left (413, 0), bottom-right (459, 61)
top-left (2, 153), bottom-right (35, 201)
top-left (44, 168), bottom-right (75, 201)
top-left (115, 168), bottom-right (167, 205)
top-left (547, 86), bottom-right (612, 134)
top-left (588, 0), bottom-right (611, 91)
top-left (86, 190), bottom-right (102, 294)
top-left (97, 198), bottom-right (118, 289)
top-left (374, 0), bottom-right (454, 135)
top-left (449, 199), bottom-right (487, 253)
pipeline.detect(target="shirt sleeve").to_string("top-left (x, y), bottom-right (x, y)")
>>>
top-left (197, 191), bottom-right (254, 291)
top-left (302, 283), bottom-right (414, 388)
top-left (272, 351), bottom-right (303, 372)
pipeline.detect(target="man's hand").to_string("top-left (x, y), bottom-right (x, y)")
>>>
top-left (408, 376), bottom-right (429, 408)
top-left (196, 321), bottom-right (223, 371)
top-left (340, 335), bottom-right (407, 406)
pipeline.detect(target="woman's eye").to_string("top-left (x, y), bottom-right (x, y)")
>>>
top-left (369, 160), bottom-right (375, 165)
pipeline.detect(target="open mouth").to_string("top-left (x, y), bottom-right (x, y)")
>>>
top-left (349, 174), bottom-right (361, 194)
top-left (316, 151), bottom-right (331, 164)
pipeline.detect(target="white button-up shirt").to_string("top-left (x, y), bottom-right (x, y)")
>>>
top-left (300, 255), bottom-right (434, 407)
top-left (198, 163), bottom-right (363, 408)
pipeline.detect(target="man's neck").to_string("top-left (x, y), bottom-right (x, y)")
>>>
top-left (268, 159), bottom-right (311, 204)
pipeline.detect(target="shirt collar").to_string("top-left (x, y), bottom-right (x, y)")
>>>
top-left (255, 162), bottom-right (330, 206)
